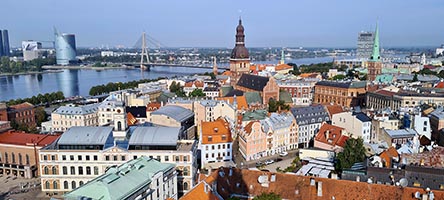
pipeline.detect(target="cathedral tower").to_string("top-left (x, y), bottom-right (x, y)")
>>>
top-left (230, 18), bottom-right (250, 86)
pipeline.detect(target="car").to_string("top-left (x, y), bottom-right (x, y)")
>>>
top-left (279, 151), bottom-right (289, 157)
top-left (265, 159), bottom-right (274, 165)
top-left (255, 162), bottom-right (264, 168)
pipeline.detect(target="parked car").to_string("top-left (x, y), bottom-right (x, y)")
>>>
top-left (256, 162), bottom-right (264, 168)
top-left (279, 151), bottom-right (288, 157)
top-left (265, 159), bottom-right (274, 165)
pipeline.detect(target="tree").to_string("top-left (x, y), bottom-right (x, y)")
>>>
top-left (412, 74), bottom-right (418, 82)
top-left (253, 192), bottom-right (282, 200)
top-left (35, 106), bottom-right (48, 126)
top-left (268, 99), bottom-right (278, 112)
top-left (332, 74), bottom-right (346, 80)
top-left (335, 137), bottom-right (366, 172)
top-left (189, 89), bottom-right (205, 97)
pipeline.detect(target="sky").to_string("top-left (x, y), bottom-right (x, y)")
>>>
top-left (2, 0), bottom-right (444, 48)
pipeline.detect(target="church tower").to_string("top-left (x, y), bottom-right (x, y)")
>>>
top-left (367, 22), bottom-right (382, 82)
top-left (213, 56), bottom-right (218, 75)
top-left (230, 18), bottom-right (250, 86)
top-left (279, 49), bottom-right (285, 65)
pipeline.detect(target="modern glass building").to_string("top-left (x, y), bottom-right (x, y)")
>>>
top-left (2, 30), bottom-right (10, 56)
top-left (0, 30), bottom-right (4, 57)
top-left (357, 31), bottom-right (374, 60)
top-left (55, 30), bottom-right (77, 65)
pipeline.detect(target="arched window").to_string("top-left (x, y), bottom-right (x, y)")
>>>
top-left (4, 152), bottom-right (8, 163)
top-left (79, 181), bottom-right (84, 186)
top-left (18, 153), bottom-right (22, 165)
top-left (45, 181), bottom-right (50, 189)
top-left (52, 166), bottom-right (57, 175)
top-left (53, 181), bottom-right (58, 189)
top-left (70, 166), bottom-right (75, 175)
top-left (26, 154), bottom-right (30, 165)
top-left (94, 166), bottom-right (99, 175)
top-left (78, 166), bottom-right (83, 175)
top-left (43, 166), bottom-right (49, 175)
top-left (117, 121), bottom-right (122, 131)
top-left (64, 181), bottom-right (69, 189)
top-left (11, 153), bottom-right (15, 163)
top-left (71, 181), bottom-right (77, 189)
top-left (86, 166), bottom-right (91, 175)
top-left (183, 182), bottom-right (189, 190)
top-left (63, 166), bottom-right (67, 175)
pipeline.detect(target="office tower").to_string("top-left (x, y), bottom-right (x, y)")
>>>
top-left (357, 31), bottom-right (374, 60)
top-left (2, 30), bottom-right (10, 56)
top-left (54, 28), bottom-right (77, 65)
top-left (0, 30), bottom-right (3, 56)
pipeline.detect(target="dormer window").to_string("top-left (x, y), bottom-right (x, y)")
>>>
top-left (222, 135), bottom-right (227, 141)
top-left (208, 136), bottom-right (213, 142)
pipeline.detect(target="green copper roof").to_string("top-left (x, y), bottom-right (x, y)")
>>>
top-left (64, 156), bottom-right (175, 200)
top-left (370, 22), bottom-right (380, 62)
top-left (245, 92), bottom-right (263, 104)
top-left (279, 90), bottom-right (293, 103)
top-left (242, 109), bottom-right (268, 121)
top-left (280, 49), bottom-right (285, 63)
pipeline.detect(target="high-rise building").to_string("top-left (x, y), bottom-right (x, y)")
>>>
top-left (230, 18), bottom-right (250, 86)
top-left (367, 23), bottom-right (382, 82)
top-left (0, 30), bottom-right (4, 57)
top-left (55, 28), bottom-right (77, 65)
top-left (357, 31), bottom-right (374, 60)
top-left (2, 30), bottom-right (10, 56)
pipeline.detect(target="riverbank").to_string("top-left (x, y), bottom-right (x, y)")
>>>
top-left (0, 69), bottom-right (63, 77)
top-left (42, 65), bottom-right (134, 70)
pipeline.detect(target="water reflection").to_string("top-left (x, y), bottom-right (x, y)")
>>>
top-left (56, 69), bottom-right (79, 97)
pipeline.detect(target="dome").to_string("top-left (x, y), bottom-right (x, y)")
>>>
top-left (231, 46), bottom-right (249, 59)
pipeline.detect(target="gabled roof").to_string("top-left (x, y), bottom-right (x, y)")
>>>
top-left (8, 102), bottom-right (34, 111)
top-left (236, 74), bottom-right (270, 91)
top-left (0, 131), bottom-right (60, 147)
top-left (151, 105), bottom-right (193, 122)
top-left (129, 126), bottom-right (180, 146)
top-left (65, 156), bottom-right (175, 200)
top-left (201, 118), bottom-right (232, 144)
top-left (325, 104), bottom-right (345, 118)
top-left (290, 105), bottom-right (329, 126)
top-left (315, 123), bottom-right (349, 148)
top-left (58, 126), bottom-right (113, 146)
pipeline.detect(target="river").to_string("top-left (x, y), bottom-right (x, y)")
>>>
top-left (0, 56), bottom-right (337, 101)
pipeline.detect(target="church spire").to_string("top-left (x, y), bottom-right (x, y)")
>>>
top-left (279, 49), bottom-right (285, 64)
top-left (370, 22), bottom-right (380, 62)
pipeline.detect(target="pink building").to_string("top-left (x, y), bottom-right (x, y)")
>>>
top-left (238, 121), bottom-right (267, 161)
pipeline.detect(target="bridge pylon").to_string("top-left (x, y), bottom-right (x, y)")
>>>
top-left (140, 32), bottom-right (151, 74)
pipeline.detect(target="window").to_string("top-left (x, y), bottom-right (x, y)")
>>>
top-left (70, 166), bottom-right (75, 175)
top-left (78, 155), bottom-right (82, 161)
top-left (227, 144), bottom-right (230, 149)
top-left (45, 181), bottom-right (50, 189)
top-left (184, 156), bottom-right (188, 162)
top-left (18, 153), bottom-right (22, 165)
top-left (164, 156), bottom-right (169, 161)
top-left (183, 182), bottom-right (189, 190)
top-left (64, 181), bottom-right (69, 189)
top-left (86, 155), bottom-right (90, 161)
top-left (212, 145), bottom-right (215, 150)
top-left (51, 155), bottom-right (56, 160)
top-left (218, 145), bottom-right (221, 149)
top-left (183, 167), bottom-right (189, 176)
top-left (63, 166), bottom-right (67, 175)
top-left (4, 152), bottom-right (8, 163)
top-left (222, 135), bottom-right (227, 141)
top-left (113, 155), bottom-right (118, 161)
top-left (133, 155), bottom-right (137, 160)
top-left (223, 144), bottom-right (226, 149)
top-left (93, 155), bottom-right (98, 161)
top-left (156, 156), bottom-right (161, 161)
top-left (208, 136), bottom-right (213, 142)
top-left (94, 166), bottom-right (99, 175)
top-left (25, 154), bottom-right (29, 165)
top-left (72, 181), bottom-right (77, 189)
top-left (175, 156), bottom-right (180, 162)
top-left (86, 166), bottom-right (91, 175)
top-left (80, 181), bottom-right (84, 186)
top-left (44, 166), bottom-right (49, 175)
top-left (70, 155), bottom-right (74, 161)
top-left (62, 155), bottom-right (66, 161)
top-left (205, 153), bottom-right (209, 158)
top-left (227, 152), bottom-right (230, 157)
top-left (53, 181), bottom-right (58, 189)
top-left (52, 166), bottom-right (57, 175)
top-left (78, 166), bottom-right (83, 175)
top-left (205, 146), bottom-right (209, 150)
top-left (105, 155), bottom-right (110, 161)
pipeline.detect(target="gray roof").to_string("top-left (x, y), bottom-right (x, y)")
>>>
top-left (261, 112), bottom-right (295, 132)
top-left (385, 128), bottom-right (417, 139)
top-left (58, 126), bottom-right (113, 145)
top-left (315, 81), bottom-right (366, 88)
top-left (290, 105), bottom-right (329, 126)
top-left (129, 126), bottom-right (180, 146)
top-left (54, 103), bottom-right (99, 115)
top-left (430, 107), bottom-right (444, 119)
top-left (151, 105), bottom-right (193, 122)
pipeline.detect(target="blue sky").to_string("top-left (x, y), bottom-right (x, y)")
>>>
top-left (2, 0), bottom-right (444, 48)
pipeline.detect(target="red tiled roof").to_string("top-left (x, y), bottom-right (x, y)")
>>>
top-left (325, 104), bottom-right (345, 117)
top-left (275, 64), bottom-right (292, 71)
top-left (9, 102), bottom-right (34, 110)
top-left (315, 123), bottom-right (349, 148)
top-left (0, 131), bottom-right (60, 147)
top-left (436, 81), bottom-right (444, 88)
top-left (201, 118), bottom-right (233, 144)
top-left (380, 147), bottom-right (399, 168)
top-left (185, 80), bottom-right (204, 88)
top-left (181, 168), bottom-right (444, 200)
top-left (146, 102), bottom-right (161, 111)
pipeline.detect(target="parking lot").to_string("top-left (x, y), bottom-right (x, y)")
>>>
top-left (234, 148), bottom-right (298, 170)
